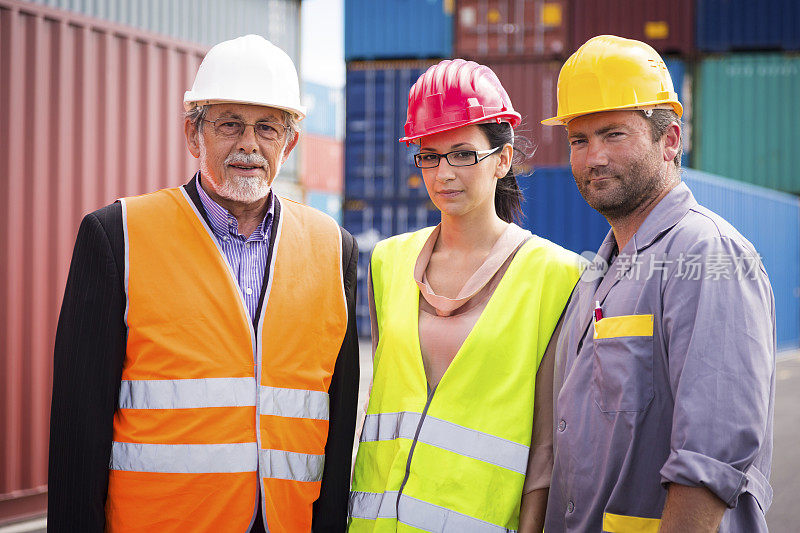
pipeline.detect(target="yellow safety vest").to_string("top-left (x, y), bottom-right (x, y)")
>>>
top-left (349, 227), bottom-right (583, 532)
top-left (106, 187), bottom-right (347, 532)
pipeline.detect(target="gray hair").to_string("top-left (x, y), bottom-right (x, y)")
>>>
top-left (641, 109), bottom-right (682, 168)
top-left (185, 104), bottom-right (299, 147)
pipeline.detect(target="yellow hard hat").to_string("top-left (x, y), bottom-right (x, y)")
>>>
top-left (542, 35), bottom-right (683, 126)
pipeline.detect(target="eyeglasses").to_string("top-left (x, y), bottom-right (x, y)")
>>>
top-left (413, 147), bottom-right (502, 168)
top-left (204, 118), bottom-right (287, 141)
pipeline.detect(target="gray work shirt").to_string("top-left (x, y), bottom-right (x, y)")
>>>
top-left (546, 182), bottom-right (775, 532)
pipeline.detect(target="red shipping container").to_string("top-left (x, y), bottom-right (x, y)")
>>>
top-left (455, 0), bottom-right (569, 60)
top-left (300, 134), bottom-right (344, 194)
top-left (484, 59), bottom-right (569, 167)
top-left (570, 0), bottom-right (694, 56)
top-left (0, 0), bottom-right (208, 523)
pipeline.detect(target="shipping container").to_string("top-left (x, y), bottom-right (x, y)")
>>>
top-left (300, 134), bottom-right (344, 194)
top-left (305, 190), bottom-right (343, 223)
top-left (302, 81), bottom-right (344, 139)
top-left (0, 0), bottom-right (212, 523)
top-left (569, 0), bottom-right (694, 56)
top-left (694, 53), bottom-right (800, 193)
top-left (345, 61), bottom-right (437, 199)
top-left (26, 0), bottom-right (301, 60)
top-left (697, 0), bottom-right (800, 52)
top-left (344, 0), bottom-right (454, 61)
top-left (519, 166), bottom-right (800, 350)
top-left (454, 0), bottom-right (569, 60)
top-left (483, 59), bottom-right (569, 167)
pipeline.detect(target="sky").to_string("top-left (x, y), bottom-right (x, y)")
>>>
top-left (300, 0), bottom-right (346, 87)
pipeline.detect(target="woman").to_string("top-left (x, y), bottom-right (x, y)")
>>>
top-left (349, 59), bottom-right (583, 532)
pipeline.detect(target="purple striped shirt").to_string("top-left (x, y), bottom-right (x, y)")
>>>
top-left (195, 177), bottom-right (273, 321)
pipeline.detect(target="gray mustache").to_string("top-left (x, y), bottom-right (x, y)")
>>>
top-left (225, 153), bottom-right (268, 167)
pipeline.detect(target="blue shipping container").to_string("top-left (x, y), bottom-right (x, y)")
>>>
top-left (302, 82), bottom-right (344, 139)
top-left (346, 63), bottom-right (435, 200)
top-left (345, 0), bottom-right (453, 61)
top-left (519, 167), bottom-right (800, 350)
top-left (697, 0), bottom-right (800, 52)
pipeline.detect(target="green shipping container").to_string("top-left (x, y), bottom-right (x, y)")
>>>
top-left (695, 53), bottom-right (800, 193)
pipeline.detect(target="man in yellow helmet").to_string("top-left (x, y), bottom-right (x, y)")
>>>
top-left (542, 35), bottom-right (775, 532)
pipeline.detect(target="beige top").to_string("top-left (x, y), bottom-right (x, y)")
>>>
top-left (368, 223), bottom-right (558, 493)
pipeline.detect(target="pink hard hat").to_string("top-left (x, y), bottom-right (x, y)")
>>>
top-left (399, 59), bottom-right (521, 145)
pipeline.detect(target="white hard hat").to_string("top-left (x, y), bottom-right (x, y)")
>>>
top-left (184, 34), bottom-right (306, 120)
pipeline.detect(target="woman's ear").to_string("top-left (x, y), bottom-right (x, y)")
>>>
top-left (495, 143), bottom-right (514, 178)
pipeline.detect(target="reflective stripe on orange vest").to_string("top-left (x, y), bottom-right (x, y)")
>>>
top-left (107, 187), bottom-right (347, 532)
top-left (118, 378), bottom-right (329, 419)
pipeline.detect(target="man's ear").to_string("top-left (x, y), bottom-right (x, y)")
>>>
top-left (281, 131), bottom-right (300, 164)
top-left (185, 119), bottom-right (201, 158)
top-left (662, 122), bottom-right (681, 163)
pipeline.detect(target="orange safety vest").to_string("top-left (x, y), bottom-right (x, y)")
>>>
top-left (105, 186), bottom-right (348, 532)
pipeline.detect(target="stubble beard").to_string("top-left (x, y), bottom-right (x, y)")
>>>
top-left (575, 150), bottom-right (667, 221)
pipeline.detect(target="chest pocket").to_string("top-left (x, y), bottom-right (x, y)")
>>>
top-left (592, 314), bottom-right (654, 413)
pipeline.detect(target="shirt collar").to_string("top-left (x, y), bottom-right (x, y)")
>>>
top-left (629, 180), bottom-right (697, 252)
top-left (195, 174), bottom-right (273, 241)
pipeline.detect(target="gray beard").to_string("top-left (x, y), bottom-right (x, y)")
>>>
top-left (199, 140), bottom-right (283, 203)
top-left (212, 173), bottom-right (273, 204)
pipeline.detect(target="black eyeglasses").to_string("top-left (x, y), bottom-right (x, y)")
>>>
top-left (204, 118), bottom-right (287, 141)
top-left (413, 146), bottom-right (502, 168)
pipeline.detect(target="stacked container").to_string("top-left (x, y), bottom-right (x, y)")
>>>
top-left (0, 0), bottom-right (301, 525)
top-left (300, 81), bottom-right (345, 222)
top-left (694, 0), bottom-right (800, 194)
top-left (344, 2), bottom-right (453, 335)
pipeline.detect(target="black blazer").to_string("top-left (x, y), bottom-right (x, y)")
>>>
top-left (48, 176), bottom-right (360, 532)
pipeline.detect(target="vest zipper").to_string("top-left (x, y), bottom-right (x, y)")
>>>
top-left (395, 385), bottom-right (437, 517)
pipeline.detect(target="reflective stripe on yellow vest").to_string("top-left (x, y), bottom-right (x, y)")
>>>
top-left (349, 227), bottom-right (583, 532)
top-left (107, 187), bottom-right (348, 532)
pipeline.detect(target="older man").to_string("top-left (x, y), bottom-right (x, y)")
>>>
top-left (542, 36), bottom-right (775, 532)
top-left (48, 35), bottom-right (359, 532)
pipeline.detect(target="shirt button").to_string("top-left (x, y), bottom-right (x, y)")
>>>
top-left (558, 419), bottom-right (567, 432)
top-left (222, 236), bottom-right (229, 242)
top-left (567, 500), bottom-right (575, 513)
top-left (245, 288), bottom-right (253, 295)
top-left (246, 242), bottom-right (251, 249)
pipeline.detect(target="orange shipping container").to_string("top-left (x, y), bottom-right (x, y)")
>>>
top-left (0, 0), bottom-right (208, 523)
top-left (300, 133), bottom-right (344, 194)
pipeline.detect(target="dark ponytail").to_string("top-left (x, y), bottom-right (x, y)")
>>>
top-left (476, 122), bottom-right (531, 224)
